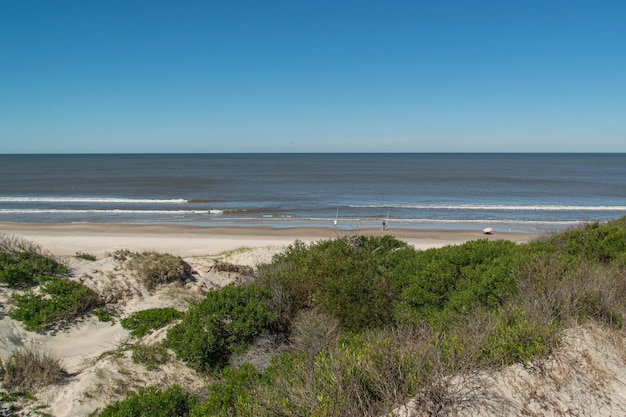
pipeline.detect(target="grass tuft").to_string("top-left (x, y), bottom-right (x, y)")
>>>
top-left (76, 251), bottom-right (97, 261)
top-left (124, 251), bottom-right (192, 290)
top-left (1, 348), bottom-right (65, 392)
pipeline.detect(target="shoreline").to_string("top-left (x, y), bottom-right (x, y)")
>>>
top-left (0, 221), bottom-right (542, 258)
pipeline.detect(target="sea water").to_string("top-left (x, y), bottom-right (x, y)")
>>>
top-left (1, 153), bottom-right (625, 233)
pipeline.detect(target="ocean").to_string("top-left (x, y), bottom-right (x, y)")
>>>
top-left (1, 153), bottom-right (625, 233)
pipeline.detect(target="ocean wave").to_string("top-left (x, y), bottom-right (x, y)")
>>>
top-left (0, 209), bottom-right (206, 214)
top-left (308, 216), bottom-right (580, 225)
top-left (0, 196), bottom-right (188, 204)
top-left (350, 204), bottom-right (626, 211)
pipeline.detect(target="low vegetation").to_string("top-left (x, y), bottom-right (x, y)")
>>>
top-left (131, 343), bottom-right (169, 371)
top-left (121, 307), bottom-right (183, 338)
top-left (93, 218), bottom-right (626, 416)
top-left (93, 386), bottom-right (197, 417)
top-left (76, 251), bottom-right (97, 261)
top-left (5, 221), bottom-right (626, 416)
top-left (93, 307), bottom-right (114, 323)
top-left (1, 347), bottom-right (65, 393)
top-left (10, 275), bottom-right (101, 331)
top-left (123, 251), bottom-right (192, 290)
top-left (0, 234), bottom-right (66, 288)
top-left (165, 284), bottom-right (277, 372)
top-left (1, 234), bottom-right (103, 333)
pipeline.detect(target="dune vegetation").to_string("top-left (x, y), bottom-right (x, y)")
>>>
top-left (2, 218), bottom-right (626, 416)
top-left (89, 217), bottom-right (626, 416)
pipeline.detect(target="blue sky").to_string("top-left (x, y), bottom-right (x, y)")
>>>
top-left (1, 1), bottom-right (624, 153)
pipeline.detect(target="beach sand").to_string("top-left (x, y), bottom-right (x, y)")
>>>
top-left (0, 222), bottom-right (540, 258)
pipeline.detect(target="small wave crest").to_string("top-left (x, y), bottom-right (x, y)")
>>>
top-left (0, 196), bottom-right (188, 204)
top-left (350, 204), bottom-right (626, 211)
top-left (0, 209), bottom-right (201, 214)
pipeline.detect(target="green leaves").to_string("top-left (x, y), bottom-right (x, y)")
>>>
top-left (121, 308), bottom-right (183, 338)
top-left (165, 284), bottom-right (275, 372)
top-left (394, 239), bottom-right (519, 328)
top-left (10, 276), bottom-right (100, 331)
top-left (0, 251), bottom-right (66, 288)
top-left (97, 386), bottom-right (197, 417)
top-left (256, 235), bottom-right (410, 332)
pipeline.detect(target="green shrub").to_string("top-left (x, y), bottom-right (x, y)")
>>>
top-left (166, 284), bottom-right (275, 372)
top-left (393, 239), bottom-right (519, 328)
top-left (93, 218), bottom-right (626, 416)
top-left (93, 307), bottom-right (114, 323)
top-left (0, 251), bottom-right (66, 288)
top-left (548, 220), bottom-right (626, 265)
top-left (121, 308), bottom-right (183, 338)
top-left (10, 276), bottom-right (100, 331)
top-left (131, 343), bottom-right (169, 371)
top-left (124, 251), bottom-right (192, 290)
top-left (484, 308), bottom-right (557, 365)
top-left (1, 348), bottom-right (65, 392)
top-left (165, 311), bottom-right (228, 374)
top-left (97, 385), bottom-right (197, 417)
top-left (255, 235), bottom-right (410, 332)
top-left (190, 364), bottom-right (260, 417)
top-left (248, 325), bottom-right (442, 417)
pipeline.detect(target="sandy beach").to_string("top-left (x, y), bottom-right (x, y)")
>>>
top-left (0, 222), bottom-right (540, 258)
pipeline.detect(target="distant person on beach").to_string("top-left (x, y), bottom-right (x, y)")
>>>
top-left (382, 220), bottom-right (386, 230)
top-left (334, 219), bottom-right (338, 229)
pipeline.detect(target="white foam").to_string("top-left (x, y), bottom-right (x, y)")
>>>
top-left (0, 197), bottom-right (187, 204)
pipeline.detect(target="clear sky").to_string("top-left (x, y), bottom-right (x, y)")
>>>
top-left (1, 1), bottom-right (624, 153)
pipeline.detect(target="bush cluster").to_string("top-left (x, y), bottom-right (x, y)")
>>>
top-left (392, 238), bottom-right (521, 329)
top-left (95, 217), bottom-right (626, 416)
top-left (95, 386), bottom-right (196, 417)
top-left (256, 235), bottom-right (522, 334)
top-left (165, 284), bottom-right (276, 372)
top-left (93, 307), bottom-right (114, 323)
top-left (0, 251), bottom-right (66, 288)
top-left (548, 218), bottom-right (626, 265)
top-left (10, 276), bottom-right (100, 331)
top-left (121, 307), bottom-right (184, 338)
top-left (255, 235), bottom-right (407, 332)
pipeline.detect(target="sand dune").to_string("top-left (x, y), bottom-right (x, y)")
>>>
top-left (4, 222), bottom-right (625, 416)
